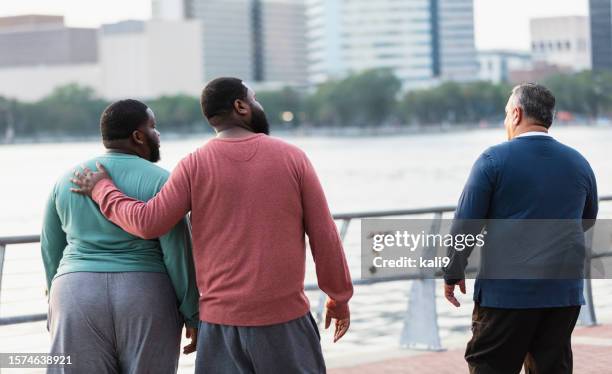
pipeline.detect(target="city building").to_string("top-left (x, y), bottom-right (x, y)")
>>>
top-left (0, 15), bottom-right (97, 68)
top-left (530, 16), bottom-right (591, 72)
top-left (99, 19), bottom-right (203, 99)
top-left (306, 0), bottom-right (478, 89)
top-left (590, 0), bottom-right (612, 70)
top-left (152, 0), bottom-right (190, 21)
top-left (153, 0), bottom-right (308, 86)
top-left (0, 15), bottom-right (203, 101)
top-left (0, 15), bottom-right (100, 101)
top-left (477, 50), bottom-right (532, 84)
top-left (260, 0), bottom-right (308, 84)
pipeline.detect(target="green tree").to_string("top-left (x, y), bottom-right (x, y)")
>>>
top-left (307, 69), bottom-right (402, 126)
top-left (256, 87), bottom-right (304, 127)
top-left (400, 81), bottom-right (510, 125)
top-left (545, 71), bottom-right (612, 118)
top-left (148, 95), bottom-right (204, 132)
top-left (24, 84), bottom-right (108, 136)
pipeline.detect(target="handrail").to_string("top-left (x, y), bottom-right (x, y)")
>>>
top-left (1, 195), bottom-right (611, 245)
top-left (1, 195), bottom-right (611, 327)
top-left (0, 235), bottom-right (40, 246)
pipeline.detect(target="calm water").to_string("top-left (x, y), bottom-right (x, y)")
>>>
top-left (1, 127), bottom-right (611, 371)
top-left (1, 126), bottom-right (611, 237)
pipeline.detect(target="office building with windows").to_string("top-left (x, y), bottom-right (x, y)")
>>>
top-left (590, 0), bottom-right (612, 70)
top-left (306, 0), bottom-right (478, 89)
top-left (530, 16), bottom-right (592, 72)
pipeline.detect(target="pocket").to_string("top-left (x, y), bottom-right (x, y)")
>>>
top-left (470, 304), bottom-right (488, 336)
top-left (307, 312), bottom-right (321, 341)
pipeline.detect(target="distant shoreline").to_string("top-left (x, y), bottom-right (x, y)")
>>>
top-left (1, 122), bottom-right (608, 146)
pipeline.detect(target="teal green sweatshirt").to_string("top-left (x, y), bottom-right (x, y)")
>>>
top-left (41, 152), bottom-right (200, 328)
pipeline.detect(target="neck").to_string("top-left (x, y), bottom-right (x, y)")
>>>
top-left (214, 125), bottom-right (254, 139)
top-left (513, 124), bottom-right (548, 138)
top-left (105, 146), bottom-right (140, 157)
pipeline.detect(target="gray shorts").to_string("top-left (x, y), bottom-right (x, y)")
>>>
top-left (47, 272), bottom-right (183, 374)
top-left (195, 313), bottom-right (326, 374)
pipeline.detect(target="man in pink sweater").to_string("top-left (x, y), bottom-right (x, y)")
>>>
top-left (71, 77), bottom-right (353, 373)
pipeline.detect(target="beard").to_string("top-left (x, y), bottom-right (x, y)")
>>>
top-left (250, 105), bottom-right (270, 135)
top-left (145, 132), bottom-right (161, 163)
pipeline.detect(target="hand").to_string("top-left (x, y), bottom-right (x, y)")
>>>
top-left (183, 327), bottom-right (198, 355)
top-left (324, 299), bottom-right (350, 343)
top-left (70, 162), bottom-right (110, 197)
top-left (444, 279), bottom-right (466, 307)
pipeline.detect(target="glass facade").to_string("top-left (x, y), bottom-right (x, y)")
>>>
top-left (590, 0), bottom-right (612, 70)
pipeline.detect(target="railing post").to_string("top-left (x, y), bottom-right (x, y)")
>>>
top-left (579, 228), bottom-right (597, 326)
top-left (0, 243), bottom-right (5, 314)
top-left (400, 213), bottom-right (444, 351)
top-left (315, 219), bottom-right (351, 323)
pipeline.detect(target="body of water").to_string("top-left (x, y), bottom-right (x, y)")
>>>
top-left (2, 125), bottom-right (611, 237)
top-left (1, 126), bottom-right (611, 372)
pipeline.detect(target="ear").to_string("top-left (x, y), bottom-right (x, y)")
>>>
top-left (233, 99), bottom-right (250, 116)
top-left (131, 130), bottom-right (146, 145)
top-left (513, 106), bottom-right (522, 126)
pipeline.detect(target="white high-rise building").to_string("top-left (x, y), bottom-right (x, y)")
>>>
top-left (153, 0), bottom-right (308, 86)
top-left (306, 0), bottom-right (478, 89)
top-left (261, 0), bottom-right (308, 85)
top-left (152, 0), bottom-right (188, 20)
top-left (190, 0), bottom-right (255, 82)
top-left (530, 16), bottom-right (592, 71)
top-left (0, 16), bottom-right (204, 101)
top-left (437, 0), bottom-right (478, 81)
top-left (99, 20), bottom-right (203, 99)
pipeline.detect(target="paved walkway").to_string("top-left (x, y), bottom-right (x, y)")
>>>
top-left (2, 279), bottom-right (611, 373)
top-left (330, 324), bottom-right (612, 374)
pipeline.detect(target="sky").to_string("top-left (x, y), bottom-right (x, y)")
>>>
top-left (0, 0), bottom-right (589, 51)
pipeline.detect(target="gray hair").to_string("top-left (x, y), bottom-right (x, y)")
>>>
top-left (511, 83), bottom-right (556, 128)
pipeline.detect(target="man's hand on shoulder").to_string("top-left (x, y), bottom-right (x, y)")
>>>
top-left (70, 161), bottom-right (111, 198)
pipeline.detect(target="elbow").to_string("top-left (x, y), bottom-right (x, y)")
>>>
top-left (139, 232), bottom-right (158, 240)
top-left (135, 228), bottom-right (161, 240)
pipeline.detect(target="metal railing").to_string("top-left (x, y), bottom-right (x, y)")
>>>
top-left (1, 196), bottom-right (611, 349)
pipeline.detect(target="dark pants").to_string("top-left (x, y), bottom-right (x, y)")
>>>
top-left (465, 303), bottom-right (581, 374)
top-left (195, 312), bottom-right (326, 374)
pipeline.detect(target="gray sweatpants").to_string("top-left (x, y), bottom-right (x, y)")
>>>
top-left (47, 272), bottom-right (183, 374)
top-left (195, 313), bottom-right (326, 374)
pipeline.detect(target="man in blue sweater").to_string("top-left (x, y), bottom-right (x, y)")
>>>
top-left (444, 83), bottom-right (598, 374)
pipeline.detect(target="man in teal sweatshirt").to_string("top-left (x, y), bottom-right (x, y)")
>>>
top-left (41, 99), bottom-right (199, 373)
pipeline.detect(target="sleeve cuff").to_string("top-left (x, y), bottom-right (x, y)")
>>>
top-left (184, 318), bottom-right (200, 329)
top-left (444, 278), bottom-right (463, 285)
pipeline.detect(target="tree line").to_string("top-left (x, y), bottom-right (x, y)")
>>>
top-left (1, 69), bottom-right (611, 139)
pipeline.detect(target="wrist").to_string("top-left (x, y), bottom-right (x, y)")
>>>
top-left (444, 278), bottom-right (463, 285)
top-left (326, 299), bottom-right (350, 319)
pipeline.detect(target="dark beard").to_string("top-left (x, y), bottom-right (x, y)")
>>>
top-left (145, 132), bottom-right (161, 163)
top-left (250, 105), bottom-right (270, 135)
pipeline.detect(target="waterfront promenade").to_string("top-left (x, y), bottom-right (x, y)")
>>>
top-left (1, 279), bottom-right (611, 373)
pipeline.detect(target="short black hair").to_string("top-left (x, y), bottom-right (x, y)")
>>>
top-left (100, 99), bottom-right (150, 141)
top-left (512, 83), bottom-right (556, 128)
top-left (201, 77), bottom-right (248, 119)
